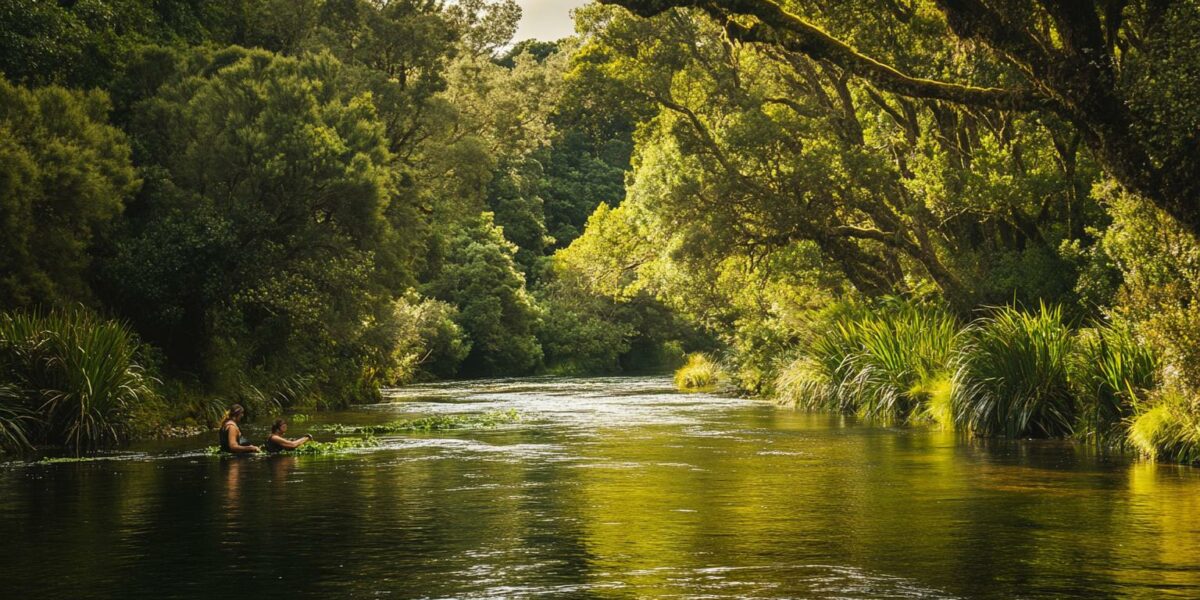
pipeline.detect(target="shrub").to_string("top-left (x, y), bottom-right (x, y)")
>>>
top-left (774, 302), bottom-right (870, 411)
top-left (1128, 390), bottom-right (1200, 464)
top-left (774, 300), bottom-right (960, 425)
top-left (952, 304), bottom-right (1076, 438)
top-left (1071, 321), bottom-right (1160, 444)
top-left (841, 302), bottom-right (961, 423)
top-left (0, 308), bottom-right (159, 455)
top-left (674, 353), bottom-right (722, 390)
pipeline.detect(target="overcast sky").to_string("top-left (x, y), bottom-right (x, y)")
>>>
top-left (514, 0), bottom-right (590, 41)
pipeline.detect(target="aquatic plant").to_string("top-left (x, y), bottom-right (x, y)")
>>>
top-left (952, 304), bottom-right (1076, 438)
top-left (1127, 390), bottom-right (1200, 464)
top-left (674, 353), bottom-right (723, 390)
top-left (1071, 321), bottom-right (1160, 444)
top-left (278, 435), bottom-right (380, 455)
top-left (328, 409), bottom-right (523, 435)
top-left (0, 308), bottom-right (159, 455)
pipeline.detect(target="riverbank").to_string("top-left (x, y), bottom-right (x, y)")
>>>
top-left (674, 298), bottom-right (1199, 466)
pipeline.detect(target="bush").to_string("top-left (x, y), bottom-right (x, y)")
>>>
top-left (774, 302), bottom-right (870, 412)
top-left (674, 353), bottom-right (722, 390)
top-left (952, 304), bottom-right (1076, 438)
top-left (774, 300), bottom-right (960, 426)
top-left (1128, 390), bottom-right (1200, 464)
top-left (1071, 321), bottom-right (1160, 444)
top-left (0, 308), bottom-right (159, 455)
top-left (841, 302), bottom-right (961, 423)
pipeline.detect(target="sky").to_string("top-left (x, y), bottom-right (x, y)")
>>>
top-left (514, 0), bottom-right (590, 41)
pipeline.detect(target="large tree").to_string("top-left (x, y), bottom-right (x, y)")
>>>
top-left (0, 78), bottom-right (138, 308)
top-left (599, 0), bottom-right (1200, 239)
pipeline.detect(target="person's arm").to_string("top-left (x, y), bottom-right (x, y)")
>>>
top-left (227, 424), bottom-right (260, 453)
top-left (269, 433), bottom-right (312, 450)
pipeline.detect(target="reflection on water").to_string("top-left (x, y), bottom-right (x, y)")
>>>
top-left (1, 376), bottom-right (1200, 598)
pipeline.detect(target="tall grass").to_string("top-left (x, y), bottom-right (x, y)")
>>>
top-left (0, 308), bottom-right (159, 455)
top-left (1071, 321), bottom-right (1160, 444)
top-left (0, 384), bottom-right (34, 452)
top-left (775, 300), bottom-right (960, 425)
top-left (842, 303), bottom-right (961, 423)
top-left (952, 304), bottom-right (1075, 438)
top-left (674, 353), bottom-right (723, 390)
top-left (1128, 390), bottom-right (1200, 463)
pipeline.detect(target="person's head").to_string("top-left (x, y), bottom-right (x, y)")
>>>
top-left (272, 419), bottom-right (287, 434)
top-left (226, 404), bottom-right (245, 423)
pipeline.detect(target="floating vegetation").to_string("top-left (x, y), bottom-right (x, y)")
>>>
top-left (200, 435), bottom-right (381, 457)
top-left (277, 436), bottom-right (380, 455)
top-left (289, 414), bottom-right (311, 423)
top-left (326, 409), bottom-right (522, 435)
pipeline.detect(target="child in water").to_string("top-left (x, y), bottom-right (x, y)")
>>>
top-left (264, 419), bottom-right (314, 453)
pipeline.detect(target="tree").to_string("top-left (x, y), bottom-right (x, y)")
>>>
top-left (0, 77), bottom-right (138, 308)
top-left (425, 213), bottom-right (543, 376)
top-left (106, 48), bottom-right (403, 401)
top-left (599, 0), bottom-right (1200, 241)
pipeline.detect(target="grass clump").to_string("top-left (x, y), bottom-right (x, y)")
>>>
top-left (1128, 390), bottom-right (1200, 463)
top-left (952, 304), bottom-right (1075, 438)
top-left (775, 300), bottom-right (961, 425)
top-left (0, 308), bottom-right (160, 455)
top-left (1071, 321), bottom-right (1160, 444)
top-left (328, 409), bottom-right (522, 435)
top-left (674, 353), bottom-right (723, 391)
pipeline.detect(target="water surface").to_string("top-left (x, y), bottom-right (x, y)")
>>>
top-left (2, 376), bottom-right (1199, 598)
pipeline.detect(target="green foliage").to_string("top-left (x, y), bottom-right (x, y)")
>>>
top-left (107, 47), bottom-right (404, 405)
top-left (386, 295), bottom-right (472, 382)
top-left (952, 305), bottom-right (1076, 438)
top-left (0, 308), bottom-right (159, 455)
top-left (674, 353), bottom-right (722, 391)
top-left (1071, 321), bottom-right (1160, 444)
top-left (426, 213), bottom-right (543, 376)
top-left (0, 384), bottom-right (34, 452)
top-left (0, 77), bottom-right (138, 308)
top-left (774, 300), bottom-right (960, 425)
top-left (328, 409), bottom-right (522, 435)
top-left (841, 302), bottom-right (961, 423)
top-left (1128, 391), bottom-right (1200, 464)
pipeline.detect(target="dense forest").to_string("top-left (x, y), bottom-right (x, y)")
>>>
top-left (2, 1), bottom-right (1200, 464)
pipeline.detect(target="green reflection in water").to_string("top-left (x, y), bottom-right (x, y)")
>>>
top-left (1, 376), bottom-right (1199, 599)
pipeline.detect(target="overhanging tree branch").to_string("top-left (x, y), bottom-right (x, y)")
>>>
top-left (598, 0), bottom-right (1050, 110)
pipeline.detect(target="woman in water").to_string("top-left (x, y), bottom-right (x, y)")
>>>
top-left (219, 404), bottom-right (261, 454)
top-left (264, 419), bottom-right (313, 453)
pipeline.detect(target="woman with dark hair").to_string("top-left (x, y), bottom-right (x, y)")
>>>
top-left (263, 419), bottom-right (313, 453)
top-left (219, 404), bottom-right (260, 454)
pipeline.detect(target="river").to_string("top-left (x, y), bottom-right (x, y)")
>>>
top-left (1, 376), bottom-right (1199, 598)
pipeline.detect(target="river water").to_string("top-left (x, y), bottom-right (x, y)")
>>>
top-left (1, 376), bottom-right (1199, 598)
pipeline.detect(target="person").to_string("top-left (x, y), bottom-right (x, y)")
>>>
top-left (263, 419), bottom-right (313, 453)
top-left (219, 403), bottom-right (260, 454)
